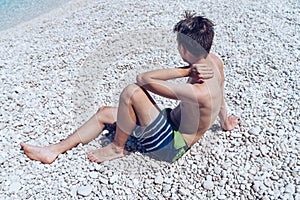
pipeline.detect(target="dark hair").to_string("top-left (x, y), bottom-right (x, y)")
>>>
top-left (173, 11), bottom-right (214, 58)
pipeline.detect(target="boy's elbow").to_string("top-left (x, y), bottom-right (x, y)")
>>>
top-left (136, 74), bottom-right (146, 86)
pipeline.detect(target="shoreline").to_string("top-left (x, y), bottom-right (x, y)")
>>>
top-left (0, 0), bottom-right (72, 32)
top-left (0, 0), bottom-right (299, 199)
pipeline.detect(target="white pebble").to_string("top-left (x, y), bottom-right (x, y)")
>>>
top-left (230, 132), bottom-right (243, 138)
top-left (249, 126), bottom-right (261, 135)
top-left (154, 175), bottom-right (164, 185)
top-left (203, 180), bottom-right (214, 190)
top-left (99, 176), bottom-right (109, 185)
top-left (260, 145), bottom-right (269, 155)
top-left (179, 188), bottom-right (190, 196)
top-left (214, 166), bottom-right (222, 175)
top-left (218, 194), bottom-right (227, 200)
top-left (9, 182), bottom-right (22, 193)
top-left (285, 183), bottom-right (295, 194)
top-left (89, 171), bottom-right (98, 179)
top-left (0, 123), bottom-right (5, 130)
top-left (109, 174), bottom-right (118, 184)
top-left (77, 185), bottom-right (92, 197)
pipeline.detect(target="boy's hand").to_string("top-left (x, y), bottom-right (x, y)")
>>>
top-left (222, 116), bottom-right (240, 131)
top-left (189, 64), bottom-right (214, 83)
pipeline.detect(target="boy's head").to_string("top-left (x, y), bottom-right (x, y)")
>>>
top-left (174, 11), bottom-right (214, 59)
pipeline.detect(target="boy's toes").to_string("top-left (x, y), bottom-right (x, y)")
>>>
top-left (87, 152), bottom-right (98, 163)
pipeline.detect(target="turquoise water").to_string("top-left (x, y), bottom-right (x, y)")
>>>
top-left (0, 0), bottom-right (70, 31)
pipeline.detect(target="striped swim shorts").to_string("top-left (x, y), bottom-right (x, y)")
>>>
top-left (132, 108), bottom-right (189, 163)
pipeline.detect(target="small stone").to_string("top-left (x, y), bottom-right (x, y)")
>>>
top-left (260, 196), bottom-right (269, 200)
top-left (95, 165), bottom-right (104, 172)
top-left (267, 127), bottom-right (276, 134)
top-left (9, 182), bottom-right (22, 193)
top-left (99, 176), bottom-right (109, 185)
top-left (260, 145), bottom-right (269, 155)
top-left (0, 123), bottom-right (5, 130)
top-left (221, 163), bottom-right (230, 170)
top-left (219, 179), bottom-right (227, 186)
top-left (124, 188), bottom-right (132, 195)
top-left (163, 184), bottom-right (171, 191)
top-left (109, 174), bottom-right (118, 184)
top-left (244, 162), bottom-right (251, 171)
top-left (132, 179), bottom-right (139, 186)
top-left (179, 188), bottom-right (190, 196)
top-left (0, 154), bottom-right (6, 164)
top-left (163, 192), bottom-right (171, 198)
top-left (249, 126), bottom-right (261, 135)
top-left (70, 185), bottom-right (77, 197)
top-left (151, 162), bottom-right (160, 169)
top-left (230, 132), bottom-right (243, 138)
top-left (203, 180), bottom-right (214, 190)
top-left (155, 175), bottom-right (164, 185)
top-left (270, 173), bottom-right (279, 181)
top-left (101, 186), bottom-right (108, 196)
top-left (252, 181), bottom-right (261, 192)
top-left (164, 177), bottom-right (172, 184)
top-left (296, 185), bottom-right (300, 193)
top-left (214, 166), bottom-right (222, 174)
top-left (264, 179), bottom-right (272, 187)
top-left (148, 193), bottom-right (156, 200)
top-left (240, 184), bottom-right (246, 190)
top-left (285, 183), bottom-right (295, 193)
top-left (218, 194), bottom-right (227, 200)
top-left (89, 171), bottom-right (98, 179)
top-left (294, 126), bottom-right (300, 133)
top-left (206, 175), bottom-right (213, 181)
top-left (77, 185), bottom-right (92, 197)
top-left (106, 189), bottom-right (114, 197)
top-left (282, 193), bottom-right (293, 200)
top-left (252, 150), bottom-right (260, 156)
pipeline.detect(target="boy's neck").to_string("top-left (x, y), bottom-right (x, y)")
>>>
top-left (187, 55), bottom-right (208, 66)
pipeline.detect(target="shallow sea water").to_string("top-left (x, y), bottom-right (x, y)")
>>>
top-left (0, 0), bottom-right (70, 31)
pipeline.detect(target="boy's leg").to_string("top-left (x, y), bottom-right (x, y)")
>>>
top-left (20, 106), bottom-right (118, 164)
top-left (87, 84), bottom-right (160, 163)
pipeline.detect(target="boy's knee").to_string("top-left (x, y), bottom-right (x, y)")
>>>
top-left (97, 106), bottom-right (111, 114)
top-left (120, 84), bottom-right (143, 102)
top-left (96, 106), bottom-right (113, 122)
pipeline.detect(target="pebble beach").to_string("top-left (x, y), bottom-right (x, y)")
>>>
top-left (0, 0), bottom-right (299, 199)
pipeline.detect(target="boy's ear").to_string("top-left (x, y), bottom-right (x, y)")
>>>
top-left (178, 44), bottom-right (187, 55)
top-left (180, 44), bottom-right (187, 53)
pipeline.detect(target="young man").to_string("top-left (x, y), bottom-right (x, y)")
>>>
top-left (21, 12), bottom-right (239, 164)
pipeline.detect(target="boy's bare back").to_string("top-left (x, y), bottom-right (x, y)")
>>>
top-left (170, 53), bottom-right (225, 146)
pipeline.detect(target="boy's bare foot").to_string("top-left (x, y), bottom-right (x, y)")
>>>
top-left (87, 143), bottom-right (127, 163)
top-left (20, 142), bottom-right (59, 164)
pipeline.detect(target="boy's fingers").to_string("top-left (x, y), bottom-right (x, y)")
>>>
top-left (199, 68), bottom-right (213, 72)
top-left (201, 75), bottom-right (213, 79)
top-left (192, 64), bottom-right (207, 71)
top-left (192, 63), bottom-right (206, 67)
top-left (199, 72), bottom-right (214, 79)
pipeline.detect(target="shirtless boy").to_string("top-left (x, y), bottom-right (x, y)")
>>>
top-left (21, 12), bottom-right (239, 164)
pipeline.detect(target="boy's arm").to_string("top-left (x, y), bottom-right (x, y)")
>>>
top-left (219, 99), bottom-right (240, 131)
top-left (136, 67), bottom-right (206, 102)
top-left (215, 54), bottom-right (240, 130)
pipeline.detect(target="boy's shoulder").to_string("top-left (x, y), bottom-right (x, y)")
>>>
top-left (208, 53), bottom-right (223, 67)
